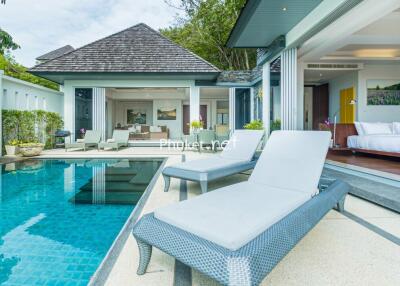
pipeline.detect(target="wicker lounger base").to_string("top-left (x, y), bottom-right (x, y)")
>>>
top-left (65, 143), bottom-right (98, 151)
top-left (132, 180), bottom-right (350, 286)
top-left (162, 160), bottom-right (257, 193)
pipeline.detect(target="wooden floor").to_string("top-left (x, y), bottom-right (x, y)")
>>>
top-left (327, 150), bottom-right (400, 176)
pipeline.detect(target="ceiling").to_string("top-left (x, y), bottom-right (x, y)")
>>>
top-left (227, 0), bottom-right (323, 47)
top-left (320, 9), bottom-right (400, 61)
top-left (304, 69), bottom-right (356, 85)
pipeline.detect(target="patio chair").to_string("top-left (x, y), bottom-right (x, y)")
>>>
top-left (132, 131), bottom-right (350, 286)
top-left (65, 130), bottom-right (101, 152)
top-left (162, 130), bottom-right (264, 193)
top-left (198, 129), bottom-right (216, 152)
top-left (98, 130), bottom-right (129, 151)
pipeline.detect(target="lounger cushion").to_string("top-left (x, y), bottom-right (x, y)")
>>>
top-left (249, 131), bottom-right (331, 196)
top-left (170, 157), bottom-right (245, 172)
top-left (220, 130), bottom-right (264, 161)
top-left (155, 181), bottom-right (309, 251)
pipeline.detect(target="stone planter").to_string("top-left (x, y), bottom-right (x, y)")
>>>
top-left (5, 145), bottom-right (19, 156)
top-left (19, 145), bottom-right (44, 157)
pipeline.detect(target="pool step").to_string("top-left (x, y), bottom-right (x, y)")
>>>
top-left (80, 181), bottom-right (147, 192)
top-left (89, 174), bottom-right (135, 182)
top-left (72, 191), bottom-right (143, 205)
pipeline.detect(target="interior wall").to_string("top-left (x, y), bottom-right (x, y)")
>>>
top-left (328, 71), bottom-right (358, 122)
top-left (153, 99), bottom-right (182, 139)
top-left (114, 101), bottom-right (154, 126)
top-left (357, 64), bottom-right (400, 122)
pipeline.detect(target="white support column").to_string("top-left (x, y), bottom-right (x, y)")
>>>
top-left (228, 87), bottom-right (235, 130)
top-left (262, 62), bottom-right (271, 136)
top-left (250, 87), bottom-right (255, 121)
top-left (297, 60), bottom-right (305, 130)
top-left (63, 84), bottom-right (75, 140)
top-left (189, 86), bottom-right (200, 128)
top-left (93, 87), bottom-right (106, 141)
top-left (280, 48), bottom-right (298, 130)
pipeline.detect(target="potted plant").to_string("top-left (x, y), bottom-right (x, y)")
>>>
top-left (190, 120), bottom-right (202, 133)
top-left (244, 120), bottom-right (264, 130)
top-left (18, 142), bottom-right (45, 157)
top-left (5, 139), bottom-right (20, 156)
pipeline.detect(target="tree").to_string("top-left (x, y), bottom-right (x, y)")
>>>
top-left (161, 0), bottom-right (256, 70)
top-left (0, 28), bottom-right (20, 55)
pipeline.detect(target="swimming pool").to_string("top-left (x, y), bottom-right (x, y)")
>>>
top-left (0, 158), bottom-right (163, 286)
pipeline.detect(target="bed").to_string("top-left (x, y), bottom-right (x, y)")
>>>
top-left (347, 122), bottom-right (400, 157)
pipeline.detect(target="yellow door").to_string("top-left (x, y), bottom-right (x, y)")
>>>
top-left (340, 87), bottom-right (355, 123)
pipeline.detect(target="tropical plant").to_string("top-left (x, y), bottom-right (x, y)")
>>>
top-left (244, 120), bottom-right (264, 130)
top-left (6, 139), bottom-right (20, 146)
top-left (0, 28), bottom-right (20, 55)
top-left (161, 0), bottom-right (256, 70)
top-left (2, 109), bottom-right (63, 150)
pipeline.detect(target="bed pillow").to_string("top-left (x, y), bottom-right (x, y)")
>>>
top-left (354, 122), bottom-right (364, 135)
top-left (393, 122), bottom-right (400, 134)
top-left (361, 122), bottom-right (392, 135)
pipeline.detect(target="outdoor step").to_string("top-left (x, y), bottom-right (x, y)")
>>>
top-left (71, 191), bottom-right (143, 205)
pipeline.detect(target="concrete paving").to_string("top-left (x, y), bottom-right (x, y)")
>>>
top-left (4, 148), bottom-right (399, 285)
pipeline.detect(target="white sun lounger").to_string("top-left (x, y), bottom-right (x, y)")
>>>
top-left (133, 131), bottom-right (350, 285)
top-left (162, 130), bottom-right (264, 193)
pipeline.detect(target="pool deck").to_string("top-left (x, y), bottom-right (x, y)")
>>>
top-left (3, 148), bottom-right (400, 285)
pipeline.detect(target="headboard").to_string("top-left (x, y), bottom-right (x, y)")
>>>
top-left (329, 124), bottom-right (358, 148)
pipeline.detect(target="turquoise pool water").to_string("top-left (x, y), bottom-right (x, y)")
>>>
top-left (0, 158), bottom-right (162, 286)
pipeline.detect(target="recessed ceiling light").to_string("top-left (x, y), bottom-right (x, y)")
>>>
top-left (282, 7), bottom-right (287, 11)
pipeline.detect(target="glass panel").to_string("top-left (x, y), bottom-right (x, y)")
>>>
top-left (235, 88), bottom-right (251, 129)
top-left (216, 100), bottom-right (229, 125)
top-left (75, 88), bottom-right (93, 138)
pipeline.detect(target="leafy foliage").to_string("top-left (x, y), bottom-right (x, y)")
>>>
top-left (0, 28), bottom-right (20, 55)
top-left (2, 109), bottom-right (64, 149)
top-left (161, 0), bottom-right (256, 70)
top-left (0, 53), bottom-right (59, 90)
top-left (244, 120), bottom-right (264, 130)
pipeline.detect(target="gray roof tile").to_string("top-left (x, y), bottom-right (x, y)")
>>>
top-left (36, 45), bottom-right (75, 61)
top-left (30, 23), bottom-right (220, 74)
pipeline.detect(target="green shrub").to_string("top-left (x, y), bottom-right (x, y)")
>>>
top-left (244, 120), bottom-right (264, 130)
top-left (190, 120), bottom-right (202, 129)
top-left (2, 109), bottom-right (63, 150)
top-left (271, 119), bottom-right (281, 131)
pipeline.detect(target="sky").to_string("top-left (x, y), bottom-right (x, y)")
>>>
top-left (0, 0), bottom-right (183, 67)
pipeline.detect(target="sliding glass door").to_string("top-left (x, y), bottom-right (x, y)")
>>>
top-left (75, 88), bottom-right (93, 138)
top-left (234, 88), bottom-right (251, 129)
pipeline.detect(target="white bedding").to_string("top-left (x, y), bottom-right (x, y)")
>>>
top-left (347, 134), bottom-right (400, 153)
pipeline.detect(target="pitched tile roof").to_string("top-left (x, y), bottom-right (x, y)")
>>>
top-left (36, 45), bottom-right (75, 61)
top-left (30, 23), bottom-right (220, 74)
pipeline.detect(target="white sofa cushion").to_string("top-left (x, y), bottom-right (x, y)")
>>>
top-left (249, 131), bottom-right (331, 196)
top-left (361, 122), bottom-right (392, 135)
top-left (220, 130), bottom-right (264, 161)
top-left (150, 126), bottom-right (162, 132)
top-left (393, 122), bottom-right (400, 135)
top-left (155, 181), bottom-right (309, 251)
top-left (354, 122), bottom-right (364, 135)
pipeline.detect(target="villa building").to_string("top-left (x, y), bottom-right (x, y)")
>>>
top-left (29, 0), bottom-right (400, 155)
top-left (29, 23), bottom-right (273, 143)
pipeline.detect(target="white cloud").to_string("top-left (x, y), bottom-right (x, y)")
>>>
top-left (0, 0), bottom-right (183, 67)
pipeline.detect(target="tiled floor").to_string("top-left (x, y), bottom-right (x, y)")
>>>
top-left (4, 148), bottom-right (400, 285)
